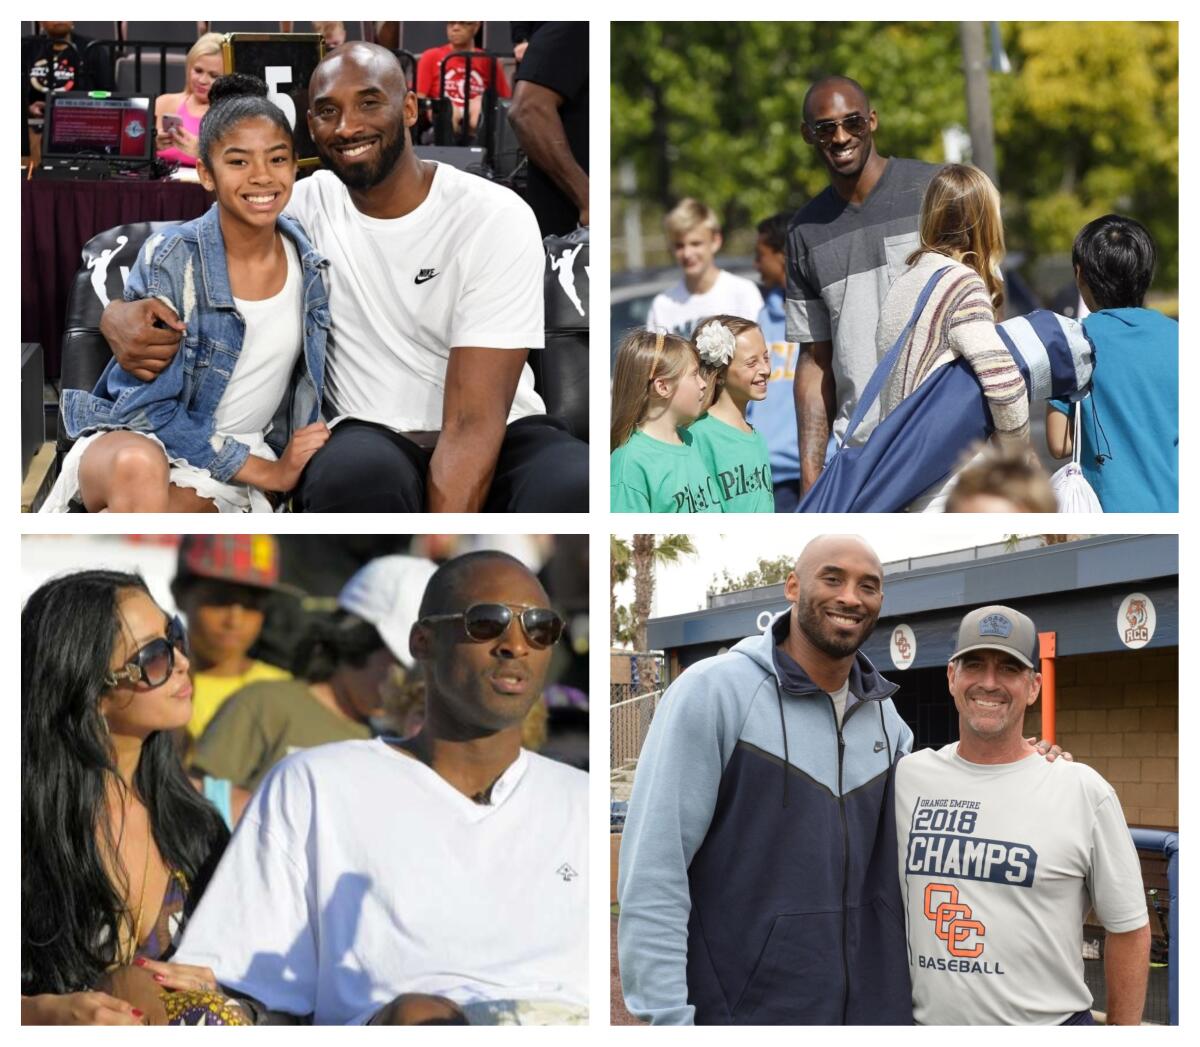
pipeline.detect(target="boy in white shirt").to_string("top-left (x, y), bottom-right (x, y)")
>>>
top-left (645, 197), bottom-right (763, 339)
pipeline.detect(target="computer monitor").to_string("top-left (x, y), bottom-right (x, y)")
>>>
top-left (43, 92), bottom-right (154, 161)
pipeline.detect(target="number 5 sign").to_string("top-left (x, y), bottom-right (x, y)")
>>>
top-left (221, 32), bottom-right (325, 167)
top-left (264, 66), bottom-right (297, 127)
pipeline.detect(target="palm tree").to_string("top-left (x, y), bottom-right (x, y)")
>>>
top-left (630, 534), bottom-right (696, 683)
top-left (610, 536), bottom-right (631, 645)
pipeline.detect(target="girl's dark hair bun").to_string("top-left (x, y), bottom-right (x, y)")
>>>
top-left (208, 72), bottom-right (269, 107)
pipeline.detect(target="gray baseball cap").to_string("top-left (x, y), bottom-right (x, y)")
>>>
top-left (950, 605), bottom-right (1039, 668)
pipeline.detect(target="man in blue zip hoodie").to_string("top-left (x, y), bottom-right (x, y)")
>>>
top-left (618, 534), bottom-right (914, 1024)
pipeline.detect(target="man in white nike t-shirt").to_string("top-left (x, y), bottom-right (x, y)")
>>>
top-left (100, 44), bottom-right (587, 513)
top-left (895, 605), bottom-right (1150, 1025)
top-left (173, 550), bottom-right (588, 1024)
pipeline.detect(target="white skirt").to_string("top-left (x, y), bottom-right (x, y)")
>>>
top-left (40, 429), bottom-right (277, 513)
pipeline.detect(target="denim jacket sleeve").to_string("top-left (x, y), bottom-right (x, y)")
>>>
top-left (95, 235), bottom-right (253, 483)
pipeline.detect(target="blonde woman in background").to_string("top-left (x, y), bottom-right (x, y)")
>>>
top-left (874, 163), bottom-right (1030, 511)
top-left (155, 32), bottom-right (224, 167)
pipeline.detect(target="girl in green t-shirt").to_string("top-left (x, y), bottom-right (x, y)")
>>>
top-left (610, 329), bottom-right (721, 512)
top-left (685, 315), bottom-right (775, 512)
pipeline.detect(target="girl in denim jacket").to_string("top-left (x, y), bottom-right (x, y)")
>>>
top-left (46, 74), bottom-right (331, 512)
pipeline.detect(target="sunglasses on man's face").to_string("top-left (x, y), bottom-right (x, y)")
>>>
top-left (105, 616), bottom-right (189, 690)
top-left (809, 113), bottom-right (870, 144)
top-left (420, 603), bottom-right (564, 649)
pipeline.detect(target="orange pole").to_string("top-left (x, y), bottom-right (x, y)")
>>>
top-left (1039, 631), bottom-right (1057, 745)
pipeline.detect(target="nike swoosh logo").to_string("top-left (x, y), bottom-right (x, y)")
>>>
top-left (874, 741), bottom-right (886, 752)
top-left (414, 270), bottom-right (439, 285)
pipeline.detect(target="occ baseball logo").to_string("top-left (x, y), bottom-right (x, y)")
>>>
top-left (924, 883), bottom-right (985, 958)
top-left (907, 799), bottom-right (1031, 975)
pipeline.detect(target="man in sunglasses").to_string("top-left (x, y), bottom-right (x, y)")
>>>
top-left (172, 550), bottom-right (588, 1025)
top-left (787, 76), bottom-right (941, 495)
top-left (170, 535), bottom-right (292, 739)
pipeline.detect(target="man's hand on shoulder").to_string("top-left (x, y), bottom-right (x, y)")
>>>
top-left (1029, 737), bottom-right (1073, 762)
top-left (100, 299), bottom-right (185, 381)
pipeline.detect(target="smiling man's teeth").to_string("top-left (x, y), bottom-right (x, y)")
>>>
top-left (343, 142), bottom-right (372, 157)
top-left (245, 194), bottom-right (276, 203)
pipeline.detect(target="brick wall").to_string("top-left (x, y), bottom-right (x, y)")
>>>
top-left (1023, 647), bottom-right (1178, 829)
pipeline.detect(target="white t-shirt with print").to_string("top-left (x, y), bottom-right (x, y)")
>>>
top-left (645, 269), bottom-right (764, 340)
top-left (895, 745), bottom-right (1147, 1025)
top-left (174, 739), bottom-right (588, 1025)
top-left (285, 165), bottom-right (546, 432)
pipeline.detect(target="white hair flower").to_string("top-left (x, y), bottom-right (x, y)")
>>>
top-left (695, 321), bottom-right (736, 367)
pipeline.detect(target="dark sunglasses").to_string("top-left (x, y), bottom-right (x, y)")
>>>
top-left (809, 113), bottom-right (869, 144)
top-left (420, 603), bottom-right (564, 648)
top-left (105, 616), bottom-right (189, 690)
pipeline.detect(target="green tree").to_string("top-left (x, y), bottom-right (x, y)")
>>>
top-left (710, 554), bottom-right (795, 595)
top-left (612, 21), bottom-right (1177, 290)
top-left (610, 535), bottom-right (631, 645)
top-left (1000, 21), bottom-right (1178, 286)
top-left (612, 603), bottom-right (638, 647)
top-left (611, 534), bottom-right (698, 655)
top-left (630, 534), bottom-right (697, 650)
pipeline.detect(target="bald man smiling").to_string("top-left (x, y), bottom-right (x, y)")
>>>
top-left (618, 535), bottom-right (915, 1025)
top-left (100, 43), bottom-right (588, 514)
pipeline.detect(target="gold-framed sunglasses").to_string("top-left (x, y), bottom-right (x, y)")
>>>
top-left (809, 113), bottom-right (870, 144)
top-left (420, 603), bottom-right (564, 648)
top-left (104, 616), bottom-right (189, 689)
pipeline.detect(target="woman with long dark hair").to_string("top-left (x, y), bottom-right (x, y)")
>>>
top-left (21, 571), bottom-right (231, 1024)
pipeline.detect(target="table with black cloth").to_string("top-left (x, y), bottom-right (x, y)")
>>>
top-left (21, 177), bottom-right (212, 378)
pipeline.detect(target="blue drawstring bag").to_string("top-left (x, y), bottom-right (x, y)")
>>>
top-left (797, 269), bottom-right (1094, 513)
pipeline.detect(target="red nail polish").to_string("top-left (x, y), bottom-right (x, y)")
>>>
top-left (132, 1009), bottom-right (144, 1018)
top-left (133, 957), bottom-right (147, 967)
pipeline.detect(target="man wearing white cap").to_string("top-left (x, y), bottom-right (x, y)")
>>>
top-left (895, 605), bottom-right (1150, 1025)
top-left (193, 555), bottom-right (437, 791)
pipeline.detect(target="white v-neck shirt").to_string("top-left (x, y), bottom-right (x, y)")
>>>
top-left (175, 738), bottom-right (588, 1024)
top-left (284, 165), bottom-right (546, 432)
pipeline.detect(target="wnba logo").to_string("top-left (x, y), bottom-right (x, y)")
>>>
top-left (924, 882), bottom-right (985, 958)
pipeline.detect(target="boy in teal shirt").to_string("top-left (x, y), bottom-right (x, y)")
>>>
top-left (1046, 215), bottom-right (1177, 512)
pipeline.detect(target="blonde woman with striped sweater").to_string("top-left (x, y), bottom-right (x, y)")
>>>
top-left (876, 164), bottom-right (1029, 511)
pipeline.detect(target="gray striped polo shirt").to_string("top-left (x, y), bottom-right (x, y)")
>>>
top-left (786, 157), bottom-right (941, 445)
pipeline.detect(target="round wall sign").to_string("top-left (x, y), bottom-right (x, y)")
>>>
top-left (890, 624), bottom-right (917, 670)
top-left (1117, 593), bottom-right (1156, 649)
